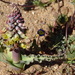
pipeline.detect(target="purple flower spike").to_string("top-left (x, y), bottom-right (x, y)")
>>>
top-left (7, 7), bottom-right (27, 38)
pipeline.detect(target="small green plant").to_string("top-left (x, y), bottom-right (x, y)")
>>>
top-left (66, 35), bottom-right (75, 63)
top-left (71, 0), bottom-right (75, 4)
top-left (49, 0), bottom-right (56, 3)
top-left (51, 35), bottom-right (75, 64)
top-left (32, 0), bottom-right (56, 7)
top-left (46, 13), bottom-right (75, 64)
top-left (0, 6), bottom-right (28, 69)
top-left (57, 14), bottom-right (68, 25)
top-left (32, 0), bottom-right (47, 7)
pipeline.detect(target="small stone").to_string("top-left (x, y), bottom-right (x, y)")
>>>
top-left (44, 66), bottom-right (47, 69)
top-left (53, 64), bottom-right (59, 69)
top-left (32, 11), bottom-right (35, 15)
top-left (34, 20), bottom-right (38, 23)
top-left (51, 64), bottom-right (59, 71)
top-left (55, 72), bottom-right (62, 75)
top-left (33, 64), bottom-right (42, 70)
top-left (25, 39), bottom-right (31, 44)
top-left (24, 12), bottom-right (27, 14)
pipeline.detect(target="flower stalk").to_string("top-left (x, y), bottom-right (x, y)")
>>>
top-left (12, 44), bottom-right (21, 63)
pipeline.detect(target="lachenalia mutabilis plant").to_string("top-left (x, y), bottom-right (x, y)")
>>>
top-left (0, 5), bottom-right (65, 70)
top-left (0, 5), bottom-right (27, 68)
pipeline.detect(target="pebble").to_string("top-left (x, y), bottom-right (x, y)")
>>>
top-left (25, 39), bottom-right (31, 44)
top-left (32, 11), bottom-right (35, 15)
top-left (34, 20), bottom-right (38, 23)
top-left (51, 64), bottom-right (59, 72)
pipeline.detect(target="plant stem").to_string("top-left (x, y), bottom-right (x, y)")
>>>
top-left (65, 24), bottom-right (68, 41)
top-left (12, 50), bottom-right (21, 63)
top-left (62, 0), bottom-right (64, 6)
top-left (12, 44), bottom-right (21, 63)
top-left (65, 22), bottom-right (72, 56)
top-left (57, 0), bottom-right (62, 15)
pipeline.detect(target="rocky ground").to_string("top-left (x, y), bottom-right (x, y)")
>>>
top-left (0, 0), bottom-right (75, 75)
top-left (0, 61), bottom-right (75, 75)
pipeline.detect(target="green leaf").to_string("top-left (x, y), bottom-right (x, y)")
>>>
top-left (12, 34), bottom-right (20, 42)
top-left (20, 43), bottom-right (27, 49)
top-left (33, 0), bottom-right (47, 7)
top-left (67, 50), bottom-right (75, 61)
top-left (70, 44), bottom-right (75, 51)
top-left (57, 14), bottom-right (68, 25)
top-left (2, 33), bottom-right (11, 39)
top-left (49, 0), bottom-right (56, 3)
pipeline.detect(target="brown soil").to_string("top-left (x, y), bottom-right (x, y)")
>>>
top-left (0, 61), bottom-right (75, 75)
top-left (0, 0), bottom-right (75, 75)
